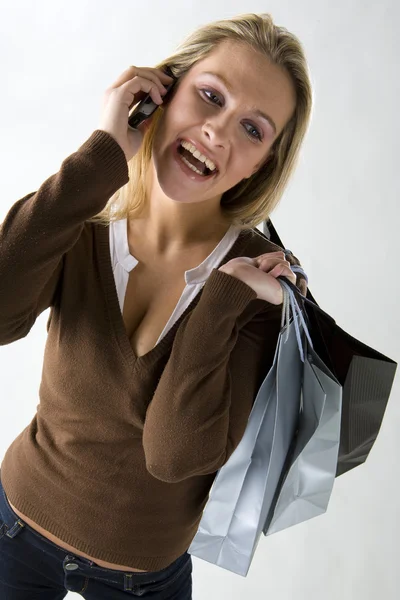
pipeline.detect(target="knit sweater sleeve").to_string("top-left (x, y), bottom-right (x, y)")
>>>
top-left (143, 267), bottom-right (286, 483)
top-left (0, 130), bottom-right (129, 345)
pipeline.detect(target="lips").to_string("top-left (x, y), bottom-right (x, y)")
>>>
top-left (173, 140), bottom-right (218, 181)
top-left (176, 138), bottom-right (220, 173)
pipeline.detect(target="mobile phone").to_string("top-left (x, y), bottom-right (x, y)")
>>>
top-left (128, 67), bottom-right (177, 130)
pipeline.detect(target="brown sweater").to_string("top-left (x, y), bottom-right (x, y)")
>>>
top-left (0, 130), bottom-right (307, 571)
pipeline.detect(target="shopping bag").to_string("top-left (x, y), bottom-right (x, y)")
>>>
top-left (263, 278), bottom-right (342, 535)
top-left (263, 219), bottom-right (397, 476)
top-left (188, 282), bottom-right (306, 577)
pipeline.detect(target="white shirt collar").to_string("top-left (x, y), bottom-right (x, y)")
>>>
top-left (111, 218), bottom-right (241, 286)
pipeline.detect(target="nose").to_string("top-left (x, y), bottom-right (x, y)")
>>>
top-left (201, 118), bottom-right (230, 149)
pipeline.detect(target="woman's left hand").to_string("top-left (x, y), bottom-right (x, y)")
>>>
top-left (218, 251), bottom-right (296, 305)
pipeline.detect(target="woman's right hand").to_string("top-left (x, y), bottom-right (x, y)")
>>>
top-left (98, 65), bottom-right (174, 163)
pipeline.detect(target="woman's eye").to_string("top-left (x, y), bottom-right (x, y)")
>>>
top-left (244, 123), bottom-right (263, 141)
top-left (201, 90), bottom-right (263, 141)
top-left (202, 90), bottom-right (222, 105)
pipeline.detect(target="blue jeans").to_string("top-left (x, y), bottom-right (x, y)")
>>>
top-left (0, 475), bottom-right (192, 599)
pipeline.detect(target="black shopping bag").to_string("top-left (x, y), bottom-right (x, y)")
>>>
top-left (262, 219), bottom-right (397, 477)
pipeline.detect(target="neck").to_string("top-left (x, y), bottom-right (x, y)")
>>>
top-left (129, 164), bottom-right (232, 256)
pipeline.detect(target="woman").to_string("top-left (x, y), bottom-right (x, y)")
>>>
top-left (0, 12), bottom-right (312, 599)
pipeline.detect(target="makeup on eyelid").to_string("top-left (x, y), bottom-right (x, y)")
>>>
top-left (198, 71), bottom-right (277, 135)
top-left (199, 88), bottom-right (264, 141)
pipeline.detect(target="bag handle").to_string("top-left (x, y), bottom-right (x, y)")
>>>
top-left (265, 219), bottom-right (338, 328)
top-left (278, 271), bottom-right (313, 363)
top-left (264, 219), bottom-right (343, 378)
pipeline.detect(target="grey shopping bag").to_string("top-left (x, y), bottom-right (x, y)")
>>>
top-left (188, 286), bottom-right (304, 577)
top-left (264, 319), bottom-right (342, 535)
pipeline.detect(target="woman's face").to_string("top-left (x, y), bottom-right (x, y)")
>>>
top-left (151, 39), bottom-right (297, 205)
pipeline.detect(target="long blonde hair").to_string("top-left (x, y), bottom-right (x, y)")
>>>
top-left (87, 12), bottom-right (314, 231)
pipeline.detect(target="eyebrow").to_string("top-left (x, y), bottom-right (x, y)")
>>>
top-left (201, 71), bottom-right (277, 135)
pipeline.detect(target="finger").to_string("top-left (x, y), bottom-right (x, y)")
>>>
top-left (109, 66), bottom-right (168, 97)
top-left (121, 77), bottom-right (164, 106)
top-left (254, 252), bottom-right (285, 265)
top-left (256, 251), bottom-right (285, 259)
top-left (155, 68), bottom-right (175, 83)
top-left (268, 263), bottom-right (295, 278)
top-left (257, 257), bottom-right (291, 270)
top-left (108, 66), bottom-right (139, 89)
top-left (131, 68), bottom-right (170, 96)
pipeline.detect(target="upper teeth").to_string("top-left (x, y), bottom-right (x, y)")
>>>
top-left (180, 140), bottom-right (217, 172)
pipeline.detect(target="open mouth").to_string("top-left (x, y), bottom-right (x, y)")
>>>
top-left (174, 139), bottom-right (219, 179)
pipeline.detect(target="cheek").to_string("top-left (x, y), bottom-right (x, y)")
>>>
top-left (158, 106), bottom-right (185, 140)
top-left (226, 155), bottom-right (256, 182)
top-left (165, 91), bottom-right (208, 129)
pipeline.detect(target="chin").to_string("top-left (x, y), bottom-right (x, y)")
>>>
top-left (159, 183), bottom-right (209, 205)
top-left (152, 160), bottom-right (212, 203)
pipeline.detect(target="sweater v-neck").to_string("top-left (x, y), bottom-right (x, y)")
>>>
top-left (96, 222), bottom-right (254, 366)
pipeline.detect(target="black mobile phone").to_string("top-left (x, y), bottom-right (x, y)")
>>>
top-left (128, 67), bottom-right (177, 130)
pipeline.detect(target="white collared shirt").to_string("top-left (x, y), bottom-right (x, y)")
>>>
top-left (109, 218), bottom-right (241, 346)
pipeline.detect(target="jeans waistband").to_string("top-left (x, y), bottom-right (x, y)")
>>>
top-left (0, 471), bottom-right (191, 584)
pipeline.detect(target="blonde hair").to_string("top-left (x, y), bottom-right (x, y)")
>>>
top-left (87, 12), bottom-right (314, 231)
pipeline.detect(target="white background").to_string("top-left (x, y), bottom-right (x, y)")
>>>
top-left (0, 1), bottom-right (399, 598)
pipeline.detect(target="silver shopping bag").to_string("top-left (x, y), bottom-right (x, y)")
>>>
top-left (188, 281), bottom-right (306, 577)
top-left (263, 314), bottom-right (342, 535)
